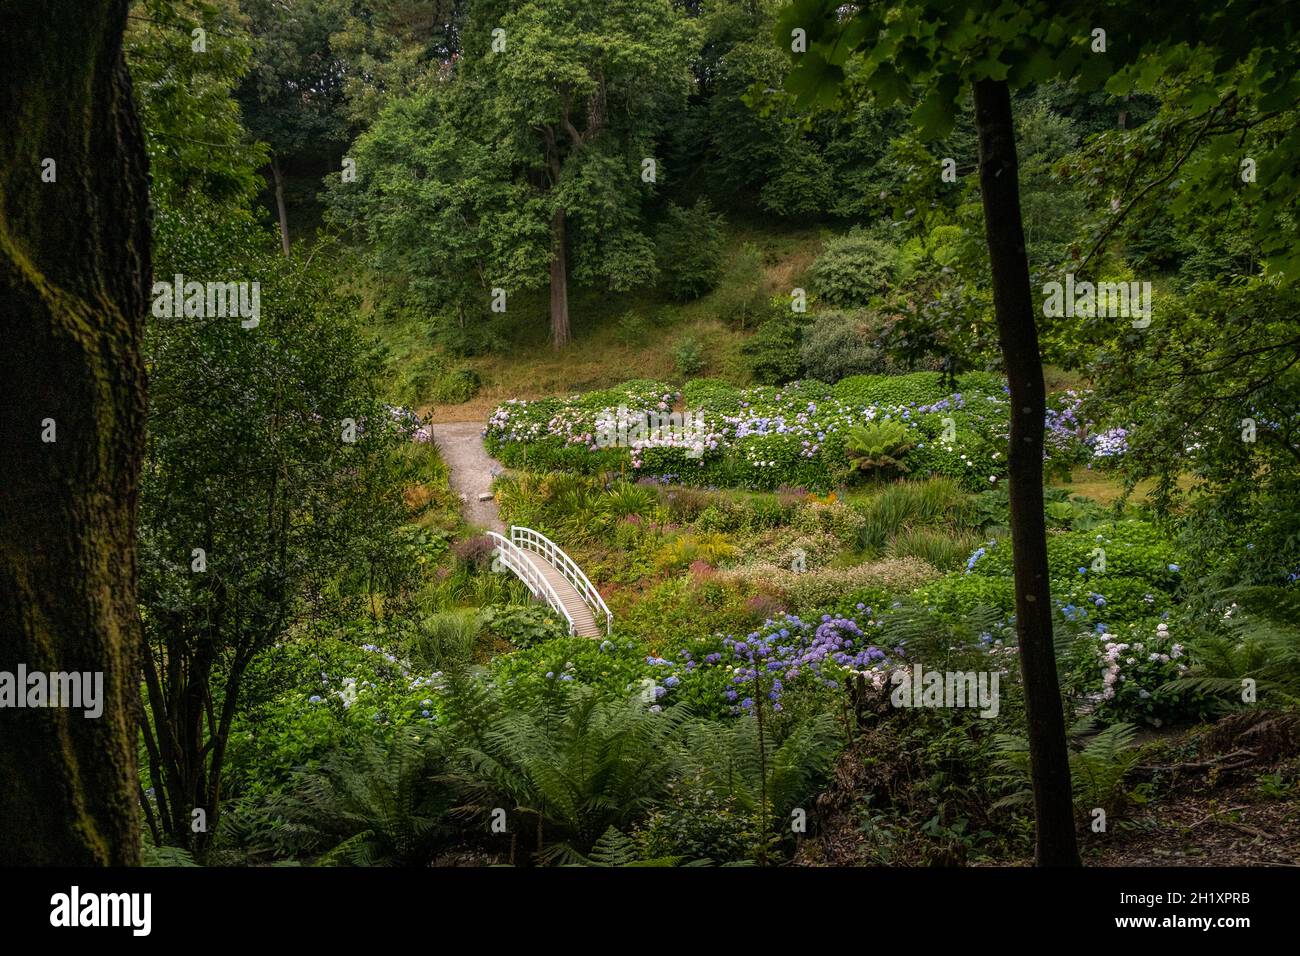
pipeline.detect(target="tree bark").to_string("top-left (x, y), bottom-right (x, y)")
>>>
top-left (271, 154), bottom-right (291, 256)
top-left (972, 78), bottom-right (1080, 867)
top-left (0, 0), bottom-right (150, 865)
top-left (549, 205), bottom-right (571, 348)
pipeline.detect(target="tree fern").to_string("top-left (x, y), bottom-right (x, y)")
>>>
top-left (440, 679), bottom-right (690, 864)
top-left (140, 843), bottom-right (199, 867)
top-left (680, 712), bottom-right (841, 827)
top-left (1166, 598), bottom-right (1300, 707)
top-left (261, 730), bottom-right (453, 866)
top-left (844, 421), bottom-right (916, 476)
top-left (581, 826), bottom-right (681, 867)
top-left (992, 721), bottom-right (1141, 821)
top-left (878, 601), bottom-right (1007, 665)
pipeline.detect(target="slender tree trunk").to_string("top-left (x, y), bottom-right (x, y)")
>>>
top-left (0, 0), bottom-right (149, 865)
top-left (271, 155), bottom-right (291, 256)
top-left (971, 78), bottom-right (1080, 867)
top-left (549, 206), bottom-right (571, 348)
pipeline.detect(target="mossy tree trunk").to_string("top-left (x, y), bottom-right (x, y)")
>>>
top-left (0, 0), bottom-right (150, 865)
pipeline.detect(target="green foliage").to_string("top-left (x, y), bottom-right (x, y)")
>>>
top-left (411, 610), bottom-right (482, 670)
top-left (125, 0), bottom-right (268, 208)
top-left (642, 713), bottom-right (842, 862)
top-left (480, 603), bottom-right (571, 649)
top-left (330, 0), bottom-right (696, 342)
top-left (798, 310), bottom-right (898, 383)
top-left (615, 310), bottom-right (650, 345)
top-left (688, 713), bottom-right (841, 820)
top-left (485, 371), bottom-right (1098, 494)
top-left (430, 366), bottom-right (482, 405)
top-left (636, 785), bottom-right (755, 863)
top-left (711, 242), bottom-right (770, 328)
top-left (682, 377), bottom-right (743, 411)
top-left (1167, 589), bottom-right (1300, 708)
top-left (140, 844), bottom-right (200, 867)
top-left (615, 577), bottom-right (774, 652)
top-left (742, 316), bottom-right (803, 384)
top-left (1091, 281), bottom-right (1300, 593)
top-left (782, 0), bottom-right (1300, 281)
top-left (673, 336), bottom-right (705, 377)
top-left (653, 532), bottom-right (737, 572)
top-left (583, 826), bottom-right (685, 867)
top-left (101, 0), bottom-right (1300, 874)
top-left (834, 371), bottom-right (949, 407)
top-left (237, 0), bottom-right (350, 164)
top-left (140, 202), bottom-right (422, 846)
top-left (854, 477), bottom-right (973, 552)
top-left (836, 706), bottom-right (1012, 865)
top-left (809, 230), bottom-right (898, 308)
top-left (329, 0), bottom-right (460, 126)
top-left (1013, 97), bottom-right (1085, 272)
top-left (657, 200), bottom-right (727, 301)
top-left (223, 627), bottom-right (445, 806)
top-left (887, 526), bottom-right (982, 572)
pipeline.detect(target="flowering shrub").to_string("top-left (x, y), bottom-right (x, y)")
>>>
top-left (968, 521), bottom-right (1182, 591)
top-left (480, 604), bottom-right (921, 722)
top-left (486, 373), bottom-right (1119, 492)
top-left (224, 627), bottom-right (447, 801)
top-left (1088, 427), bottom-right (1129, 459)
top-left (386, 405), bottom-right (434, 443)
top-left (635, 775), bottom-right (755, 862)
top-left (490, 635), bottom-right (654, 704)
top-left (1043, 390), bottom-right (1095, 475)
top-left (1072, 622), bottom-right (1218, 726)
top-left (623, 609), bottom-right (907, 720)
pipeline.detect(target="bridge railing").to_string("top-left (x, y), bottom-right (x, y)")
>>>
top-left (486, 531), bottom-right (576, 634)
top-left (511, 526), bottom-right (613, 636)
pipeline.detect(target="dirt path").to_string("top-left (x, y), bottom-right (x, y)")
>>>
top-left (430, 421), bottom-right (504, 532)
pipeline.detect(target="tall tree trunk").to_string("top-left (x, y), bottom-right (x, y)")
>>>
top-left (0, 0), bottom-right (150, 865)
top-left (972, 78), bottom-right (1080, 867)
top-left (549, 206), bottom-right (570, 348)
top-left (270, 155), bottom-right (291, 256)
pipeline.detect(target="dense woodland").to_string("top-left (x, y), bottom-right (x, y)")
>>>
top-left (2, 0), bottom-right (1299, 870)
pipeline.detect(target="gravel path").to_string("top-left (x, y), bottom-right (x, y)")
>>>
top-left (430, 421), bottom-right (504, 532)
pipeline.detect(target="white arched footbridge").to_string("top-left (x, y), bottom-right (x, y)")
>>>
top-left (488, 526), bottom-right (612, 637)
